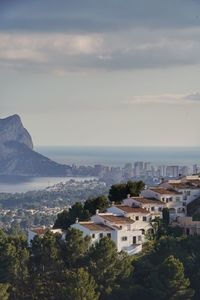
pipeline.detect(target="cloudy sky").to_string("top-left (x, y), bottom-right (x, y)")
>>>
top-left (1, 0), bottom-right (200, 146)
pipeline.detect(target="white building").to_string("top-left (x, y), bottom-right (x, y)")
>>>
top-left (72, 212), bottom-right (143, 255)
top-left (172, 216), bottom-right (200, 236)
top-left (107, 205), bottom-right (152, 235)
top-left (160, 178), bottom-right (200, 205)
top-left (141, 188), bottom-right (185, 220)
top-left (123, 196), bottom-right (165, 219)
top-left (28, 227), bottom-right (62, 245)
top-left (71, 221), bottom-right (114, 245)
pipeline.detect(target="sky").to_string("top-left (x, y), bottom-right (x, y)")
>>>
top-left (1, 0), bottom-right (200, 147)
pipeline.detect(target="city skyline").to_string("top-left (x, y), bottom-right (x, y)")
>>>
top-left (1, 0), bottom-right (200, 146)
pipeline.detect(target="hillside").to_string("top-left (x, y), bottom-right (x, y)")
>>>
top-left (0, 115), bottom-right (71, 176)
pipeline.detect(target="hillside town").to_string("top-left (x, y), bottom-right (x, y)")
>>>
top-left (27, 174), bottom-right (200, 255)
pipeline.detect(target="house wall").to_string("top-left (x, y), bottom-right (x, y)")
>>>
top-left (141, 190), bottom-right (185, 219)
top-left (115, 228), bottom-right (142, 252)
top-left (179, 188), bottom-right (200, 204)
top-left (71, 223), bottom-right (114, 245)
top-left (107, 206), bottom-right (151, 222)
top-left (28, 230), bottom-right (36, 245)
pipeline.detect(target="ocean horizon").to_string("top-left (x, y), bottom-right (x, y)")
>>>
top-left (0, 146), bottom-right (199, 193)
top-left (35, 146), bottom-right (200, 167)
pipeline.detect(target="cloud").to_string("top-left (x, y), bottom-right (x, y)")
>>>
top-left (123, 93), bottom-right (200, 105)
top-left (0, 0), bottom-right (199, 33)
top-left (1, 27), bottom-right (200, 73)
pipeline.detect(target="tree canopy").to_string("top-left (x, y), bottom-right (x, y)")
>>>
top-left (108, 180), bottom-right (145, 203)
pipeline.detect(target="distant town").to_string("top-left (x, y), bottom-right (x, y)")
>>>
top-left (69, 161), bottom-right (200, 185)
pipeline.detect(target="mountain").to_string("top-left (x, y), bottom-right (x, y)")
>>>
top-left (0, 115), bottom-right (71, 176)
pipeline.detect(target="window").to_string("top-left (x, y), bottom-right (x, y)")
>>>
top-left (143, 216), bottom-right (147, 221)
top-left (99, 233), bottom-right (103, 238)
top-left (107, 233), bottom-right (111, 238)
top-left (92, 234), bottom-right (95, 239)
top-left (151, 207), bottom-right (155, 211)
top-left (135, 216), bottom-right (139, 220)
top-left (162, 197), bottom-right (165, 201)
top-left (121, 236), bottom-right (127, 241)
top-left (133, 236), bottom-right (136, 244)
top-left (176, 197), bottom-right (180, 202)
top-left (158, 207), bottom-right (162, 212)
top-left (169, 197), bottom-right (173, 202)
top-left (141, 229), bottom-right (145, 235)
top-left (119, 226), bottom-right (122, 229)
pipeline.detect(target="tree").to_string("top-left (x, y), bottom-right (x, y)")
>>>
top-left (54, 203), bottom-right (90, 229)
top-left (108, 181), bottom-right (145, 203)
top-left (87, 237), bottom-right (133, 298)
top-left (62, 228), bottom-right (90, 268)
top-left (84, 196), bottom-right (109, 215)
top-left (162, 207), bottom-right (170, 226)
top-left (0, 283), bottom-right (10, 300)
top-left (61, 268), bottom-right (99, 300)
top-left (30, 230), bottom-right (61, 273)
top-left (53, 209), bottom-right (69, 229)
top-left (28, 231), bottom-right (62, 300)
top-left (149, 255), bottom-right (194, 300)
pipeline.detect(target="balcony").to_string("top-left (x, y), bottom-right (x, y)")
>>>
top-left (123, 244), bottom-right (142, 255)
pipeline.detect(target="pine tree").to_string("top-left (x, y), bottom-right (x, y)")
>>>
top-left (61, 268), bottom-right (99, 300)
top-left (0, 283), bottom-right (10, 300)
top-left (150, 255), bottom-right (194, 300)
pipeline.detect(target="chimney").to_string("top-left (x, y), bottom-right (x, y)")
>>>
top-left (127, 194), bottom-right (131, 199)
top-left (112, 201), bottom-right (115, 206)
top-left (96, 209), bottom-right (99, 215)
top-left (76, 217), bottom-right (79, 223)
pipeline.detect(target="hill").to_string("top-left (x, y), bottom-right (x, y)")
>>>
top-left (0, 115), bottom-right (71, 176)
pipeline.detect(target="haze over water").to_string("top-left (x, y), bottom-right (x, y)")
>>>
top-left (36, 146), bottom-right (200, 167)
top-left (0, 146), bottom-right (199, 193)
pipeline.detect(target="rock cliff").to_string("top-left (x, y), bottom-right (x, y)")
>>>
top-left (0, 115), bottom-right (70, 176)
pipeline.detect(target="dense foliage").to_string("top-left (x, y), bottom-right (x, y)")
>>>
top-left (108, 180), bottom-right (145, 203)
top-left (0, 229), bottom-right (133, 300)
top-left (54, 181), bottom-right (144, 229)
top-left (54, 196), bottom-right (109, 229)
top-left (0, 221), bottom-right (200, 300)
top-left (1, 180), bottom-right (200, 299)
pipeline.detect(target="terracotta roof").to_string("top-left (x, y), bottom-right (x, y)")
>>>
top-left (186, 179), bottom-right (200, 185)
top-left (170, 182), bottom-right (200, 189)
top-left (99, 214), bottom-right (134, 224)
top-left (115, 205), bottom-right (149, 214)
top-left (79, 222), bottom-right (113, 231)
top-left (31, 228), bottom-right (48, 235)
top-left (131, 197), bottom-right (165, 205)
top-left (150, 188), bottom-right (182, 195)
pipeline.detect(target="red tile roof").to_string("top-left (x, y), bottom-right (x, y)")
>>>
top-left (99, 214), bottom-right (134, 224)
top-left (79, 222), bottom-right (113, 231)
top-left (115, 205), bottom-right (149, 214)
top-left (171, 182), bottom-right (200, 189)
top-left (131, 197), bottom-right (165, 205)
top-left (31, 228), bottom-right (48, 235)
top-left (150, 188), bottom-right (182, 195)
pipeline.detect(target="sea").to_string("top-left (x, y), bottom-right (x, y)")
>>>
top-left (0, 146), bottom-right (199, 193)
